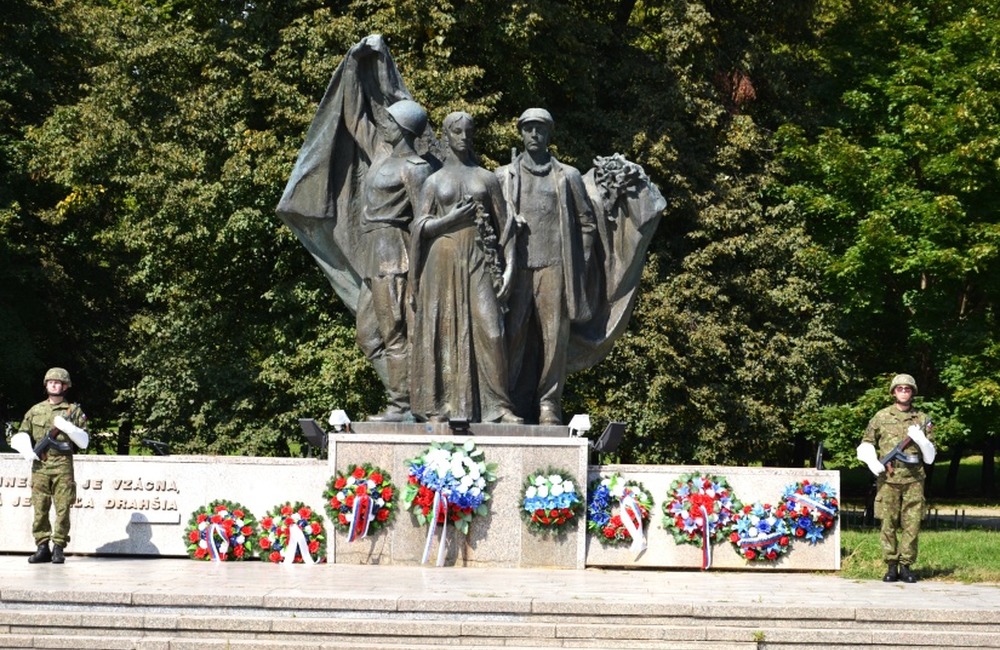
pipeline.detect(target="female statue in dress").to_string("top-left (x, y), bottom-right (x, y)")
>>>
top-left (408, 112), bottom-right (522, 424)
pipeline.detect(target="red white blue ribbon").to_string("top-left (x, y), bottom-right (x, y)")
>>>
top-left (420, 490), bottom-right (449, 567)
top-left (739, 530), bottom-right (784, 550)
top-left (206, 523), bottom-right (228, 562)
top-left (700, 505), bottom-right (712, 570)
top-left (789, 493), bottom-right (836, 518)
top-left (347, 493), bottom-right (373, 542)
top-left (620, 491), bottom-right (647, 556)
top-left (281, 522), bottom-right (316, 565)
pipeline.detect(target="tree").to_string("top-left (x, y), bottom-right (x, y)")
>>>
top-left (776, 0), bottom-right (1000, 491)
top-left (0, 0), bottom-right (121, 429)
top-left (20, 0), bottom-right (848, 466)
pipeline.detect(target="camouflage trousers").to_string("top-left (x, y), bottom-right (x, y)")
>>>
top-left (31, 455), bottom-right (76, 547)
top-left (874, 478), bottom-right (924, 565)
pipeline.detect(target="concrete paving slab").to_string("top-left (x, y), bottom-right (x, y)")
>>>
top-left (0, 555), bottom-right (996, 623)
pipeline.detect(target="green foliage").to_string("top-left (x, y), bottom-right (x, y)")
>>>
top-left (0, 0), bottom-right (123, 423)
top-left (776, 0), bottom-right (1000, 462)
top-left (5, 0), bottom-right (995, 477)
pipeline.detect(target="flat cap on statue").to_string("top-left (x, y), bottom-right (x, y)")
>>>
top-left (517, 108), bottom-right (554, 129)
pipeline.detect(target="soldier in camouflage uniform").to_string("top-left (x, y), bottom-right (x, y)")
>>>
top-left (857, 374), bottom-right (936, 583)
top-left (17, 368), bottom-right (89, 564)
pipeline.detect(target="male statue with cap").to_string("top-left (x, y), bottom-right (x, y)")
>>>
top-left (14, 367), bottom-right (89, 564)
top-left (857, 373), bottom-right (935, 583)
top-left (495, 108), bottom-right (596, 425)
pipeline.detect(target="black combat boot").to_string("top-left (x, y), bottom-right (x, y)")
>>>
top-left (882, 561), bottom-right (898, 582)
top-left (51, 544), bottom-right (65, 564)
top-left (28, 542), bottom-right (52, 564)
top-left (898, 564), bottom-right (918, 583)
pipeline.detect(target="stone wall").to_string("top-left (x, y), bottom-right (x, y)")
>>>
top-left (0, 454), bottom-right (328, 556)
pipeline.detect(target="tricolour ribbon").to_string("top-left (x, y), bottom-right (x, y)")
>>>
top-left (700, 505), bottom-right (712, 570)
top-left (281, 522), bottom-right (316, 565)
top-left (739, 530), bottom-right (784, 550)
top-left (206, 522), bottom-right (229, 562)
top-left (620, 491), bottom-right (647, 556)
top-left (347, 493), bottom-right (373, 542)
top-left (790, 494), bottom-right (836, 518)
top-left (420, 490), bottom-right (449, 567)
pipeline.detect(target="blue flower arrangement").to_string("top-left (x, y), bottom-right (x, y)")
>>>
top-left (402, 440), bottom-right (497, 534)
top-left (586, 473), bottom-right (653, 547)
top-left (729, 501), bottom-right (792, 562)
top-left (781, 480), bottom-right (839, 544)
top-left (521, 469), bottom-right (583, 535)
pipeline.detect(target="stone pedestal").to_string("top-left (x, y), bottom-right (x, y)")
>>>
top-left (329, 433), bottom-right (589, 569)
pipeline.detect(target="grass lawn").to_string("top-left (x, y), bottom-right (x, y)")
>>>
top-left (839, 529), bottom-right (1000, 583)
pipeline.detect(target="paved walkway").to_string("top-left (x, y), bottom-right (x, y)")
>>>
top-left (2, 555), bottom-right (998, 614)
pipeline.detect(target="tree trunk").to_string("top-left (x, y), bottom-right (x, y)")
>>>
top-left (982, 435), bottom-right (997, 497)
top-left (945, 443), bottom-right (964, 497)
top-left (792, 433), bottom-right (809, 467)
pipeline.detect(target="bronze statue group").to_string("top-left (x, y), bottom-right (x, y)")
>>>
top-left (277, 35), bottom-right (666, 426)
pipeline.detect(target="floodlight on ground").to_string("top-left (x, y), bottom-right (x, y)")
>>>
top-left (141, 439), bottom-right (170, 456)
top-left (298, 418), bottom-right (328, 458)
top-left (589, 422), bottom-right (626, 464)
top-left (567, 414), bottom-right (591, 437)
top-left (448, 418), bottom-right (471, 434)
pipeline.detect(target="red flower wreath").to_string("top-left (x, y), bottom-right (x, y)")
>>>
top-left (324, 463), bottom-right (397, 536)
top-left (258, 501), bottom-right (326, 564)
top-left (183, 499), bottom-right (258, 561)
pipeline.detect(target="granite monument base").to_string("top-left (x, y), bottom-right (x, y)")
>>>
top-left (330, 433), bottom-right (590, 569)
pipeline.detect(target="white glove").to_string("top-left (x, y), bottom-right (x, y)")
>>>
top-left (907, 424), bottom-right (936, 464)
top-left (9, 431), bottom-right (39, 462)
top-left (856, 442), bottom-right (885, 476)
top-left (54, 415), bottom-right (89, 449)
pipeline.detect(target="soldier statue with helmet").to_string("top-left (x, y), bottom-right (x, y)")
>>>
top-left (341, 39), bottom-right (437, 421)
top-left (14, 367), bottom-right (89, 564)
top-left (856, 373), bottom-right (936, 583)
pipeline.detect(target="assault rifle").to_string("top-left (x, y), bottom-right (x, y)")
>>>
top-left (32, 429), bottom-right (74, 460)
top-left (879, 437), bottom-right (920, 476)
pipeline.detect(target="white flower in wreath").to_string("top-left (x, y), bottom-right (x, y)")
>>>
top-left (525, 485), bottom-right (538, 498)
top-left (548, 474), bottom-right (564, 485)
top-left (537, 484), bottom-right (550, 498)
top-left (470, 486), bottom-right (482, 497)
top-left (550, 482), bottom-right (564, 497)
top-left (563, 480), bottom-right (575, 493)
top-left (425, 448), bottom-right (450, 472)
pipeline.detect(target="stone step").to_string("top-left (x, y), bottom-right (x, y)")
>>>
top-left (1, 606), bottom-right (999, 649)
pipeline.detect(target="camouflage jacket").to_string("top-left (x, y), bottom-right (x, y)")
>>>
top-left (862, 405), bottom-right (931, 485)
top-left (18, 400), bottom-right (88, 457)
